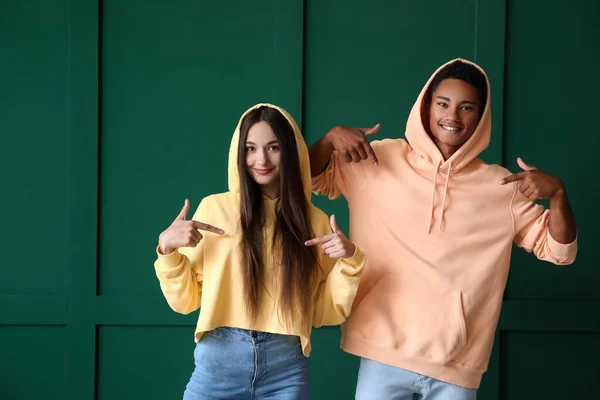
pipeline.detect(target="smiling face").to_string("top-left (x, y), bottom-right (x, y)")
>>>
top-left (426, 78), bottom-right (483, 160)
top-left (245, 120), bottom-right (281, 199)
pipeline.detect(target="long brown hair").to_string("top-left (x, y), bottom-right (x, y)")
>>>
top-left (237, 106), bottom-right (320, 329)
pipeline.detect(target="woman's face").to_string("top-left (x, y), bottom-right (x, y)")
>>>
top-left (245, 121), bottom-right (281, 198)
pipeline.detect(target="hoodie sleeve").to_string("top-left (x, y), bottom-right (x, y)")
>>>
top-left (154, 199), bottom-right (207, 314)
top-left (312, 151), bottom-right (369, 200)
top-left (312, 243), bottom-right (366, 328)
top-left (511, 185), bottom-right (578, 265)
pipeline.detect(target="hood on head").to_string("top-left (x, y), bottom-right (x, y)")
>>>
top-left (405, 58), bottom-right (492, 172)
top-left (403, 59), bottom-right (492, 233)
top-left (227, 103), bottom-right (312, 200)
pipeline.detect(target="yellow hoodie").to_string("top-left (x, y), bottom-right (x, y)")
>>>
top-left (312, 59), bottom-right (577, 388)
top-left (154, 103), bottom-right (366, 357)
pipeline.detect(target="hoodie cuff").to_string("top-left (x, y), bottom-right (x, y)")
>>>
top-left (155, 245), bottom-right (184, 270)
top-left (340, 243), bottom-right (367, 274)
top-left (547, 232), bottom-right (578, 263)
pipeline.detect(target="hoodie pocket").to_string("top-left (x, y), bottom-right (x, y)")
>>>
top-left (350, 274), bottom-right (467, 364)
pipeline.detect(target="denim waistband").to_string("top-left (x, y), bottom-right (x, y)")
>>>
top-left (206, 326), bottom-right (298, 344)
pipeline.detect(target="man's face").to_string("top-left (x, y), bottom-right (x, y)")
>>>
top-left (427, 78), bottom-right (482, 158)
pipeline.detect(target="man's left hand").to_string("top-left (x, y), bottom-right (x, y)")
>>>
top-left (500, 157), bottom-right (565, 201)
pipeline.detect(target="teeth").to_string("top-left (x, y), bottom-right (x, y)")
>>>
top-left (442, 125), bottom-right (461, 131)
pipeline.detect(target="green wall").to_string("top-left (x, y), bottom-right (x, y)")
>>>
top-left (1, 0), bottom-right (598, 399)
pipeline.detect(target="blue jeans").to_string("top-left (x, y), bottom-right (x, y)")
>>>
top-left (355, 358), bottom-right (477, 400)
top-left (183, 327), bottom-right (309, 400)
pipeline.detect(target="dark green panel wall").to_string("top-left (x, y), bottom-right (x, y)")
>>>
top-left (1, 0), bottom-right (599, 399)
top-left (0, 2), bottom-right (71, 399)
top-left (0, 0), bottom-right (69, 294)
top-left (504, 0), bottom-right (599, 302)
top-left (99, 0), bottom-right (303, 296)
top-left (97, 326), bottom-right (193, 399)
top-left (498, 1), bottom-right (600, 397)
top-left (304, 0), bottom-right (476, 143)
top-left (0, 327), bottom-right (67, 399)
top-left (503, 332), bottom-right (600, 399)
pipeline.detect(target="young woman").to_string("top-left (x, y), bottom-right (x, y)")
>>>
top-left (154, 103), bottom-right (366, 399)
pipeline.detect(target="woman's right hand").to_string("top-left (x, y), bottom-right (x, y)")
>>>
top-left (158, 199), bottom-right (224, 255)
top-left (304, 215), bottom-right (356, 259)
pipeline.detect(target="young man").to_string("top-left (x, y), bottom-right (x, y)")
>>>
top-left (309, 59), bottom-right (577, 399)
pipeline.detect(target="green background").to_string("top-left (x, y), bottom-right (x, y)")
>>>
top-left (1, 0), bottom-right (598, 398)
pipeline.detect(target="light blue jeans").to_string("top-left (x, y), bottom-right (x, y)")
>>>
top-left (183, 327), bottom-right (309, 400)
top-left (355, 358), bottom-right (477, 400)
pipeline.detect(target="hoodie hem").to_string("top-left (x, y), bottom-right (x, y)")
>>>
top-left (193, 321), bottom-right (313, 357)
top-left (341, 332), bottom-right (484, 389)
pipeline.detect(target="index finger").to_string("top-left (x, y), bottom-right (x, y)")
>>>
top-left (363, 141), bottom-right (379, 166)
top-left (192, 220), bottom-right (225, 235)
top-left (500, 171), bottom-right (527, 185)
top-left (304, 233), bottom-right (336, 246)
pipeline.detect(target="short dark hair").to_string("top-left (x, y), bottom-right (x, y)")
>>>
top-left (428, 60), bottom-right (488, 116)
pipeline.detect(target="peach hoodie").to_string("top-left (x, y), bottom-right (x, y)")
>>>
top-left (312, 59), bottom-right (578, 388)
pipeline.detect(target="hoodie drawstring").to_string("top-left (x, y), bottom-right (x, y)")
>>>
top-left (427, 162), bottom-right (440, 234)
top-left (439, 161), bottom-right (452, 231)
top-left (427, 161), bottom-right (452, 234)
